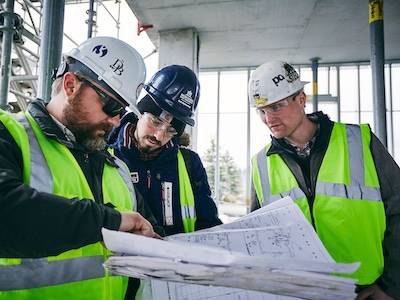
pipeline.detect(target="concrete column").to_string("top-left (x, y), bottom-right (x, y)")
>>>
top-left (0, 0), bottom-right (16, 110)
top-left (37, 0), bottom-right (65, 102)
top-left (158, 28), bottom-right (200, 149)
top-left (158, 28), bottom-right (199, 72)
top-left (369, 0), bottom-right (387, 147)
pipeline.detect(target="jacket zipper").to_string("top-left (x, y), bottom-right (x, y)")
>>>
top-left (84, 153), bottom-right (89, 164)
top-left (147, 170), bottom-right (151, 189)
top-left (309, 161), bottom-right (318, 229)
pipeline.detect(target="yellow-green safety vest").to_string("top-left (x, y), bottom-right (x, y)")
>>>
top-left (177, 150), bottom-right (196, 233)
top-left (134, 150), bottom-right (197, 300)
top-left (0, 110), bottom-right (137, 299)
top-left (251, 123), bottom-right (386, 285)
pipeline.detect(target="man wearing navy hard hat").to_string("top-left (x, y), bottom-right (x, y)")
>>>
top-left (110, 64), bottom-right (222, 237)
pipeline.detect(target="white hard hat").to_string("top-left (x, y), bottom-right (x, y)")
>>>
top-left (248, 61), bottom-right (308, 108)
top-left (65, 36), bottom-right (146, 114)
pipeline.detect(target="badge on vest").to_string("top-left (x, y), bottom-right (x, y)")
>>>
top-left (161, 181), bottom-right (173, 226)
top-left (130, 172), bottom-right (139, 183)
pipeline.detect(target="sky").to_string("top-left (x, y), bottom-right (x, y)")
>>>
top-left (62, 1), bottom-right (159, 82)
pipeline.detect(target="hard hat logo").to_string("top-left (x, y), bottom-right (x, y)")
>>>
top-left (179, 90), bottom-right (194, 109)
top-left (272, 74), bottom-right (285, 87)
top-left (110, 59), bottom-right (124, 76)
top-left (283, 63), bottom-right (299, 83)
top-left (62, 36), bottom-right (146, 115)
top-left (271, 63), bottom-right (300, 87)
top-left (142, 65), bottom-right (200, 126)
top-left (250, 79), bottom-right (269, 106)
top-left (254, 95), bottom-right (268, 107)
top-left (92, 44), bottom-right (108, 57)
top-left (248, 61), bottom-right (308, 108)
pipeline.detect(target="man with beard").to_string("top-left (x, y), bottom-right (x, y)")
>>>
top-left (0, 36), bottom-right (159, 300)
top-left (108, 65), bottom-right (222, 298)
top-left (109, 65), bottom-right (222, 238)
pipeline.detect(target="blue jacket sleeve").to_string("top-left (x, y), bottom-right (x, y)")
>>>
top-left (186, 150), bottom-right (223, 230)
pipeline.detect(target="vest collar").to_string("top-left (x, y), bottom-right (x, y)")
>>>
top-left (26, 100), bottom-right (118, 167)
top-left (28, 99), bottom-right (77, 149)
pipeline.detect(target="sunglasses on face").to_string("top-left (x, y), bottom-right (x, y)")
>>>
top-left (257, 92), bottom-right (300, 116)
top-left (143, 113), bottom-right (178, 138)
top-left (77, 76), bottom-right (125, 117)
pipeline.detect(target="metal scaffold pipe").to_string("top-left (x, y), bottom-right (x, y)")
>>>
top-left (0, 0), bottom-right (16, 110)
top-left (37, 0), bottom-right (65, 102)
top-left (310, 57), bottom-right (320, 113)
top-left (86, 0), bottom-right (95, 38)
top-left (369, 0), bottom-right (387, 147)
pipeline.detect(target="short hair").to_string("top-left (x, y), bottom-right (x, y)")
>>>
top-left (50, 56), bottom-right (78, 98)
top-left (51, 77), bottom-right (63, 98)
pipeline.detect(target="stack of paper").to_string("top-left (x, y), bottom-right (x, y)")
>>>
top-left (103, 197), bottom-right (359, 300)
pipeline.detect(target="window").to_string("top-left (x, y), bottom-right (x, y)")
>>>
top-left (196, 62), bottom-right (400, 215)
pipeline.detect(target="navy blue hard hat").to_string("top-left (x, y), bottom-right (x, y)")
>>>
top-left (142, 65), bottom-right (200, 126)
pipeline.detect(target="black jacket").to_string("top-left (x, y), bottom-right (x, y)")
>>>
top-left (251, 112), bottom-right (400, 298)
top-left (109, 112), bottom-right (222, 236)
top-left (0, 100), bottom-right (124, 258)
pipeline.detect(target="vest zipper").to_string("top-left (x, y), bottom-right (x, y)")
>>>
top-left (147, 170), bottom-right (151, 189)
top-left (84, 153), bottom-right (89, 164)
top-left (309, 160), bottom-right (318, 229)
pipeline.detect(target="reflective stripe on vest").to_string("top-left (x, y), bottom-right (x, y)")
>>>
top-left (112, 155), bottom-right (137, 211)
top-left (177, 150), bottom-right (196, 233)
top-left (0, 110), bottom-right (134, 298)
top-left (254, 124), bottom-right (382, 205)
top-left (251, 123), bottom-right (385, 284)
top-left (14, 113), bottom-right (53, 193)
top-left (0, 256), bottom-right (104, 291)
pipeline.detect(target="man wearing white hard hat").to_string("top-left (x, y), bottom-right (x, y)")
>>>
top-left (0, 36), bottom-right (159, 299)
top-left (249, 61), bottom-right (399, 299)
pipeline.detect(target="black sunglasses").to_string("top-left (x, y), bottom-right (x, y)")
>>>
top-left (78, 76), bottom-right (125, 117)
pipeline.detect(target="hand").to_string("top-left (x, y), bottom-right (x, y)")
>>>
top-left (119, 212), bottom-right (162, 239)
top-left (356, 284), bottom-right (394, 300)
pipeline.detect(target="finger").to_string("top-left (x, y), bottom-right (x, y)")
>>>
top-left (355, 289), bottom-right (372, 300)
top-left (152, 233), bottom-right (163, 240)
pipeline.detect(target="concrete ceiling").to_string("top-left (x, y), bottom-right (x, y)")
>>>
top-left (126, 0), bottom-right (400, 69)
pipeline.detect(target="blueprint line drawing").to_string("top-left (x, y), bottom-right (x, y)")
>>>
top-left (103, 196), bottom-right (358, 300)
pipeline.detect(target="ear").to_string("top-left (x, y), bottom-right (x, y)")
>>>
top-left (297, 91), bottom-right (307, 107)
top-left (63, 72), bottom-right (81, 97)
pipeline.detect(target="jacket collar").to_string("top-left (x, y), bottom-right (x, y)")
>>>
top-left (109, 111), bottom-right (178, 162)
top-left (27, 99), bottom-right (118, 166)
top-left (267, 111), bottom-right (333, 156)
top-left (27, 99), bottom-right (77, 149)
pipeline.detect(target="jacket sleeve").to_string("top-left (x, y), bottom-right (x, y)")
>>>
top-left (250, 180), bottom-right (261, 212)
top-left (0, 122), bottom-right (121, 258)
top-left (370, 133), bottom-right (400, 298)
top-left (135, 189), bottom-right (165, 237)
top-left (188, 151), bottom-right (223, 230)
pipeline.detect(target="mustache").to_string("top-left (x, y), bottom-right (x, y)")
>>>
top-left (145, 135), bottom-right (162, 146)
top-left (101, 123), bottom-right (114, 135)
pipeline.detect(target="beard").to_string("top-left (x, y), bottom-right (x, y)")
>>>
top-left (62, 91), bottom-right (114, 152)
top-left (134, 130), bottom-right (162, 154)
top-left (138, 136), bottom-right (162, 153)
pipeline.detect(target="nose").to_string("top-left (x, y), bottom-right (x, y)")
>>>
top-left (108, 114), bottom-right (121, 128)
top-left (263, 112), bottom-right (278, 124)
top-left (153, 127), bottom-right (167, 141)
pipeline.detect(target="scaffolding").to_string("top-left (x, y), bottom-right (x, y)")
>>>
top-left (0, 0), bottom-right (122, 112)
